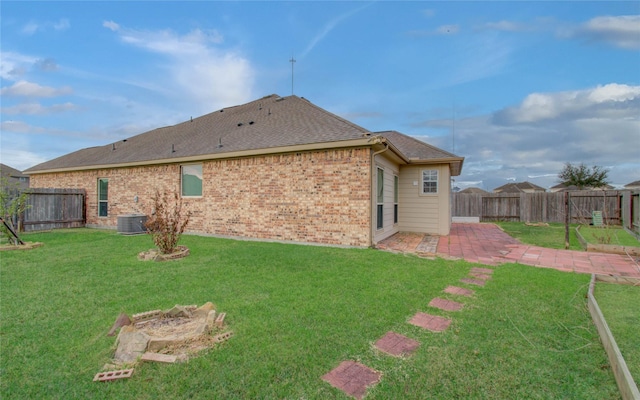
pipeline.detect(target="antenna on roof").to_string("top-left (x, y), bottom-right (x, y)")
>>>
top-left (451, 100), bottom-right (456, 154)
top-left (289, 56), bottom-right (296, 95)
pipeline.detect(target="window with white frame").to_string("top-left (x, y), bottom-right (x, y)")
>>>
top-left (97, 178), bottom-right (108, 217)
top-left (377, 167), bottom-right (384, 230)
top-left (422, 169), bottom-right (438, 194)
top-left (181, 164), bottom-right (203, 197)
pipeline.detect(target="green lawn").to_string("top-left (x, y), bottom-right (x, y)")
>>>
top-left (495, 222), bottom-right (583, 250)
top-left (0, 229), bottom-right (620, 399)
top-left (579, 226), bottom-right (640, 247)
top-left (595, 282), bottom-right (640, 385)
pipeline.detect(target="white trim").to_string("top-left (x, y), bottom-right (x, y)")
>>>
top-left (420, 169), bottom-right (438, 195)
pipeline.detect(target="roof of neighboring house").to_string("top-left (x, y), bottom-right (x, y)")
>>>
top-left (25, 94), bottom-right (464, 176)
top-left (552, 182), bottom-right (616, 191)
top-left (624, 180), bottom-right (640, 188)
top-left (493, 181), bottom-right (546, 193)
top-left (0, 163), bottom-right (29, 189)
top-left (458, 187), bottom-right (489, 194)
top-left (1, 163), bottom-right (27, 179)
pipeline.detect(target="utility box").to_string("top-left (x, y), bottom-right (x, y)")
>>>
top-left (117, 214), bottom-right (147, 234)
top-left (592, 211), bottom-right (603, 227)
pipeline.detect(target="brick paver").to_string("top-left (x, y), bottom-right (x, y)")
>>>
top-left (428, 297), bottom-right (463, 311)
top-left (374, 331), bottom-right (420, 357)
top-left (321, 361), bottom-right (381, 399)
top-left (460, 277), bottom-right (486, 286)
top-left (378, 224), bottom-right (640, 277)
top-left (408, 312), bottom-right (451, 332)
top-left (444, 286), bottom-right (474, 296)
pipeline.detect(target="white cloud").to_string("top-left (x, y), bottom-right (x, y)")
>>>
top-left (580, 15), bottom-right (640, 50)
top-left (21, 21), bottom-right (39, 35)
top-left (435, 24), bottom-right (459, 35)
top-left (20, 18), bottom-right (70, 35)
top-left (0, 80), bottom-right (73, 98)
top-left (0, 51), bottom-right (36, 80)
top-left (103, 20), bottom-right (120, 32)
top-left (0, 120), bottom-right (45, 134)
top-left (104, 22), bottom-right (253, 112)
top-left (493, 83), bottom-right (640, 124)
top-left (413, 83), bottom-right (640, 190)
top-left (1, 102), bottom-right (77, 115)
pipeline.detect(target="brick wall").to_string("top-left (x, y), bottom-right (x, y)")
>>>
top-left (29, 148), bottom-right (372, 246)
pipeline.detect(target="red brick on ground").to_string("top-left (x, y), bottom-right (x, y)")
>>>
top-left (428, 297), bottom-right (463, 311)
top-left (408, 312), bottom-right (451, 332)
top-left (374, 331), bottom-right (420, 357)
top-left (444, 286), bottom-right (474, 297)
top-left (321, 361), bottom-right (382, 399)
top-left (460, 277), bottom-right (486, 286)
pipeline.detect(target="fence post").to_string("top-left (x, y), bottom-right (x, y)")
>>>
top-left (564, 191), bottom-right (570, 249)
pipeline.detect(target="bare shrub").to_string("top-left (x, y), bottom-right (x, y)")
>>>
top-left (145, 190), bottom-right (191, 254)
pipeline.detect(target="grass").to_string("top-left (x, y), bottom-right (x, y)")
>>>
top-left (595, 282), bottom-right (640, 384)
top-left (579, 226), bottom-right (640, 247)
top-left (0, 229), bottom-right (620, 399)
top-left (494, 222), bottom-right (583, 250)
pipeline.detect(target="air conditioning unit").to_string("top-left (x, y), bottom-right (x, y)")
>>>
top-left (117, 214), bottom-right (148, 235)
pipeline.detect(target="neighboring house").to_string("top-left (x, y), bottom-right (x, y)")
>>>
top-left (25, 94), bottom-right (464, 247)
top-left (624, 180), bottom-right (640, 190)
top-left (551, 182), bottom-right (616, 192)
top-left (458, 187), bottom-right (489, 195)
top-left (493, 181), bottom-right (546, 193)
top-left (0, 163), bottom-right (30, 190)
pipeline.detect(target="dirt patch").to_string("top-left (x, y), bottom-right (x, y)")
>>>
top-left (138, 245), bottom-right (190, 261)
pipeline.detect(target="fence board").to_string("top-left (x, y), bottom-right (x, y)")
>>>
top-left (453, 190), bottom-right (626, 224)
top-left (21, 188), bottom-right (86, 231)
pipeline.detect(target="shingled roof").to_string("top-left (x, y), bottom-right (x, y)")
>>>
top-left (25, 94), bottom-right (463, 175)
top-left (378, 130), bottom-right (463, 175)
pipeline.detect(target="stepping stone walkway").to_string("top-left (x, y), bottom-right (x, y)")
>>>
top-left (444, 286), bottom-right (474, 296)
top-left (374, 331), bottom-right (420, 357)
top-left (408, 312), bottom-right (452, 332)
top-left (428, 297), bottom-right (464, 311)
top-left (321, 361), bottom-right (382, 400)
top-left (322, 266), bottom-right (494, 398)
top-left (460, 277), bottom-right (486, 286)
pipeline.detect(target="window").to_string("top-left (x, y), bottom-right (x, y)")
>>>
top-left (377, 168), bottom-right (384, 230)
top-left (181, 164), bottom-right (203, 197)
top-left (98, 178), bottom-right (108, 217)
top-left (422, 169), bottom-right (438, 194)
top-left (394, 175), bottom-right (399, 224)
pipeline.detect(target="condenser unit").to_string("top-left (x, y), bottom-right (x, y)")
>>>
top-left (117, 214), bottom-right (147, 235)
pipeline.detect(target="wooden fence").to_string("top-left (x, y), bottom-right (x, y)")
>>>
top-left (20, 188), bottom-right (86, 231)
top-left (452, 191), bottom-right (627, 225)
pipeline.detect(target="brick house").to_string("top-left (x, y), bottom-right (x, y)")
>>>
top-left (25, 94), bottom-right (463, 247)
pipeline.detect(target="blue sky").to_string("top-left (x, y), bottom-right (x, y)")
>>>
top-left (1, 1), bottom-right (639, 190)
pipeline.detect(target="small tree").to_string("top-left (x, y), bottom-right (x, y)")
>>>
top-left (145, 190), bottom-right (191, 254)
top-left (0, 177), bottom-right (30, 245)
top-left (557, 163), bottom-right (609, 190)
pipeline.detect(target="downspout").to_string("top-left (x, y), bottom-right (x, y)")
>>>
top-left (370, 140), bottom-right (389, 247)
